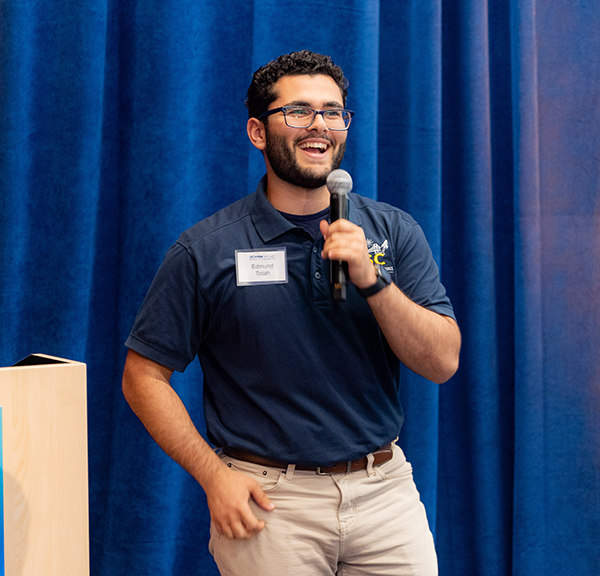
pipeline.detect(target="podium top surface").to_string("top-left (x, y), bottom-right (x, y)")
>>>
top-left (3, 354), bottom-right (85, 369)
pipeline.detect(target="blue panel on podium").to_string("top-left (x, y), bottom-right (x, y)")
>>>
top-left (0, 407), bottom-right (4, 576)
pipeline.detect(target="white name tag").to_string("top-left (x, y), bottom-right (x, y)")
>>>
top-left (235, 248), bottom-right (288, 286)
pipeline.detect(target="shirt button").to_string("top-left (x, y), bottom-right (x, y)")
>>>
top-left (315, 271), bottom-right (321, 279)
top-left (313, 246), bottom-right (318, 253)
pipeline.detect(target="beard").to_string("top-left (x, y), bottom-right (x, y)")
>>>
top-left (265, 131), bottom-right (346, 189)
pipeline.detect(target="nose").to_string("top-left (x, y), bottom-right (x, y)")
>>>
top-left (309, 111), bottom-right (329, 131)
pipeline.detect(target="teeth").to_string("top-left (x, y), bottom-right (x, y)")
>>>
top-left (299, 142), bottom-right (328, 150)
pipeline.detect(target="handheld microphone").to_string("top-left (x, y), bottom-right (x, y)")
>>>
top-left (326, 169), bottom-right (353, 301)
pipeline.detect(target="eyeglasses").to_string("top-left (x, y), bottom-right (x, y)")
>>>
top-left (259, 106), bottom-right (355, 131)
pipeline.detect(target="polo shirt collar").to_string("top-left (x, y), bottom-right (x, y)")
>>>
top-left (250, 176), bottom-right (296, 243)
top-left (347, 197), bottom-right (361, 226)
top-left (250, 174), bottom-right (362, 243)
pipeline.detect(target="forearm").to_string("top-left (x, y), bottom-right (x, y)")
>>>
top-left (319, 218), bottom-right (461, 382)
top-left (122, 349), bottom-right (273, 538)
top-left (366, 284), bottom-right (461, 383)
top-left (122, 350), bottom-right (225, 489)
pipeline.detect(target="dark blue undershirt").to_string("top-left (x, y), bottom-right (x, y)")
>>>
top-left (279, 207), bottom-right (330, 240)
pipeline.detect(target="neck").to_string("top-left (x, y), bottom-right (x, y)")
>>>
top-left (265, 173), bottom-right (330, 215)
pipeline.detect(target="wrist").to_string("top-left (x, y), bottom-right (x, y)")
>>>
top-left (355, 265), bottom-right (378, 290)
top-left (356, 263), bottom-right (392, 298)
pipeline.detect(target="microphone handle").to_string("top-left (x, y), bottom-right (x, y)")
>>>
top-left (330, 192), bottom-right (349, 301)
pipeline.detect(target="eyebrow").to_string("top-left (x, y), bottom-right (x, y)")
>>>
top-left (284, 100), bottom-right (344, 109)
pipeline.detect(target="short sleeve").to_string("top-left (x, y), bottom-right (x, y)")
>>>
top-left (394, 222), bottom-right (455, 320)
top-left (125, 242), bottom-right (205, 372)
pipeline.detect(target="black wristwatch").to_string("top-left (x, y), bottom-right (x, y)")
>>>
top-left (356, 264), bottom-right (392, 298)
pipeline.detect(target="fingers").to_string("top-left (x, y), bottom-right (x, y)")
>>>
top-left (320, 219), bottom-right (365, 259)
top-left (207, 468), bottom-right (273, 540)
top-left (251, 484), bottom-right (275, 512)
top-left (320, 219), bottom-right (375, 287)
top-left (215, 506), bottom-right (266, 540)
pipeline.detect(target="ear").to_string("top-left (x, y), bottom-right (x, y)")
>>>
top-left (247, 117), bottom-right (267, 151)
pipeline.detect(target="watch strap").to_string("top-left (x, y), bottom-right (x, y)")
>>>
top-left (356, 264), bottom-right (391, 298)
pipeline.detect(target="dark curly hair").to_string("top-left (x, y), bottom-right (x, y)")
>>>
top-left (245, 50), bottom-right (349, 119)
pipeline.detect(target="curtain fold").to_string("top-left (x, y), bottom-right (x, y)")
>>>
top-left (1, 1), bottom-right (599, 575)
top-left (510, 1), bottom-right (546, 574)
top-left (437, 2), bottom-right (513, 574)
top-left (379, 1), bottom-right (443, 531)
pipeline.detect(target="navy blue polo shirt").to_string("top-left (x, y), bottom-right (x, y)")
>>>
top-left (126, 176), bottom-right (455, 466)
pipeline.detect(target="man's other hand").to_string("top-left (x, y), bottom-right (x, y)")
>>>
top-left (205, 465), bottom-right (275, 539)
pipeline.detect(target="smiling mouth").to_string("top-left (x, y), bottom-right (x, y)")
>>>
top-left (298, 141), bottom-right (330, 155)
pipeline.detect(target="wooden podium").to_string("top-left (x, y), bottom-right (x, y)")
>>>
top-left (0, 355), bottom-right (89, 576)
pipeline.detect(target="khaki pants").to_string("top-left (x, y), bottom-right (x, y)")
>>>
top-left (209, 444), bottom-right (438, 576)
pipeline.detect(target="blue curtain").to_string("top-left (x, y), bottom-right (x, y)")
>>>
top-left (1, 1), bottom-right (599, 575)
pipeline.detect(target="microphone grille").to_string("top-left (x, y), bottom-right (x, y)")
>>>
top-left (326, 169), bottom-right (353, 196)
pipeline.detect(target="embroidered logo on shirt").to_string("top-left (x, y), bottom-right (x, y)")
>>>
top-left (366, 238), bottom-right (394, 271)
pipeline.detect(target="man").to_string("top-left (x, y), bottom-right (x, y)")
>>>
top-left (123, 50), bottom-right (461, 576)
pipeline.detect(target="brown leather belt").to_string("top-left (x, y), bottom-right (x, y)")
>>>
top-left (223, 443), bottom-right (394, 475)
